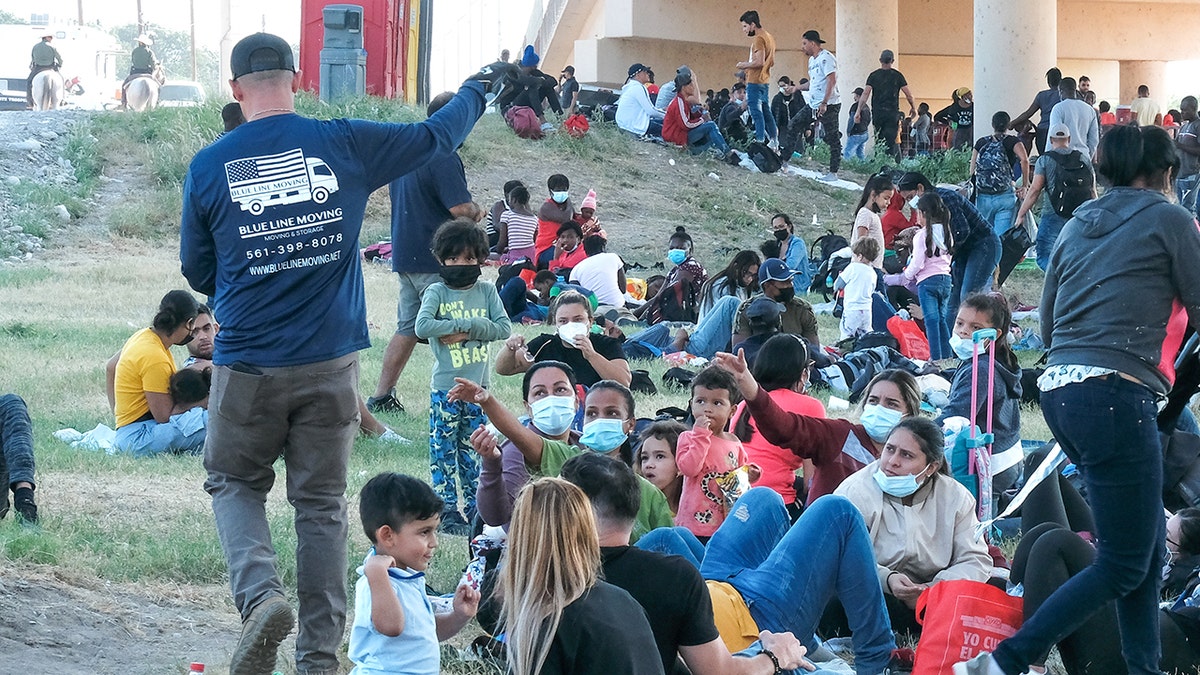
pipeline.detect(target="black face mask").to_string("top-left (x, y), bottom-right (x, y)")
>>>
top-left (178, 333), bottom-right (195, 346)
top-left (774, 229), bottom-right (789, 242)
top-left (440, 264), bottom-right (481, 288)
top-left (773, 286), bottom-right (795, 303)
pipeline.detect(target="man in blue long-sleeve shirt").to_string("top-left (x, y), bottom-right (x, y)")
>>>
top-left (179, 32), bottom-right (510, 675)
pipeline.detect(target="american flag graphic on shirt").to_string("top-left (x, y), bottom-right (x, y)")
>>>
top-left (225, 149), bottom-right (309, 200)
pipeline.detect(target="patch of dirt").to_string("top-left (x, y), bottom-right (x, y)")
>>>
top-left (0, 560), bottom-right (241, 675)
top-left (0, 109), bottom-right (86, 262)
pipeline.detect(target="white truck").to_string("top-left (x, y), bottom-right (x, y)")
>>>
top-left (225, 149), bottom-right (341, 215)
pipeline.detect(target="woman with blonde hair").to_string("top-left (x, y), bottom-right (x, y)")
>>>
top-left (500, 477), bottom-right (664, 675)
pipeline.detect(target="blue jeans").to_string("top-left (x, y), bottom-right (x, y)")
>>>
top-left (994, 376), bottom-right (1163, 675)
top-left (976, 190), bottom-right (1017, 237)
top-left (0, 394), bottom-right (36, 489)
top-left (636, 526), bottom-right (705, 568)
top-left (625, 295), bottom-right (740, 359)
top-left (1177, 174), bottom-right (1198, 213)
top-left (701, 488), bottom-right (896, 675)
top-left (917, 275), bottom-right (953, 360)
top-left (114, 408), bottom-right (208, 457)
top-left (687, 121), bottom-right (730, 156)
top-left (1036, 209), bottom-right (1067, 271)
top-left (948, 231), bottom-right (1001, 324)
top-left (746, 83), bottom-right (776, 142)
top-left (843, 132), bottom-right (869, 160)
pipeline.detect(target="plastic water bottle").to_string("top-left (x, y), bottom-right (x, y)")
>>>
top-left (811, 214), bottom-right (819, 228)
top-left (188, 664), bottom-right (204, 674)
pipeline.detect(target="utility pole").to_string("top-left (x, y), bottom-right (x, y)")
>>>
top-left (189, 0), bottom-right (197, 80)
top-left (76, 0), bottom-right (83, 25)
top-left (136, 0), bottom-right (144, 33)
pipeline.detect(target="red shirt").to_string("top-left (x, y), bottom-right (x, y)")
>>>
top-left (735, 389), bottom-right (826, 504)
top-left (662, 96), bottom-right (703, 148)
top-left (1099, 111), bottom-right (1117, 125)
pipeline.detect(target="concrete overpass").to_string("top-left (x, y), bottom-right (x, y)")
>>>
top-left (526, 0), bottom-right (1200, 142)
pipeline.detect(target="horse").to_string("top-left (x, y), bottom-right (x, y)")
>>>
top-left (124, 64), bottom-right (165, 112)
top-left (31, 70), bottom-right (64, 111)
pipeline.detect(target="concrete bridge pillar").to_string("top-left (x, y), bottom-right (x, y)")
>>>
top-left (835, 0), bottom-right (899, 156)
top-left (1119, 60), bottom-right (1167, 109)
top-left (974, 0), bottom-right (1056, 143)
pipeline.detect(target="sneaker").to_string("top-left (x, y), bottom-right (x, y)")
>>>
top-left (366, 388), bottom-right (405, 413)
top-left (378, 428), bottom-right (413, 445)
top-left (820, 172), bottom-right (839, 182)
top-left (438, 510), bottom-right (471, 537)
top-left (230, 595), bottom-right (294, 675)
top-left (953, 652), bottom-right (1001, 675)
top-left (13, 487), bottom-right (36, 524)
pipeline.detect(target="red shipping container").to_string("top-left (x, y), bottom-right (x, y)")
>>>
top-left (300, 0), bottom-right (408, 99)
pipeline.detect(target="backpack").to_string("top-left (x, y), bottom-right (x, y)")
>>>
top-left (974, 135), bottom-right (1011, 195)
top-left (655, 280), bottom-right (698, 323)
top-left (504, 106), bottom-right (543, 140)
top-left (1047, 150), bottom-right (1094, 217)
top-left (811, 230), bottom-right (851, 265)
top-left (747, 141), bottom-right (782, 173)
top-left (564, 113), bottom-right (589, 138)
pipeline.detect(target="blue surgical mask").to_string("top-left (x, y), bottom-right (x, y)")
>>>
top-left (908, 195), bottom-right (920, 211)
top-left (579, 418), bottom-right (628, 453)
top-left (552, 190), bottom-right (570, 204)
top-left (860, 404), bottom-right (903, 443)
top-left (667, 248), bottom-right (688, 266)
top-left (873, 468), bottom-right (926, 498)
top-left (948, 333), bottom-right (975, 360)
top-left (530, 395), bottom-right (576, 436)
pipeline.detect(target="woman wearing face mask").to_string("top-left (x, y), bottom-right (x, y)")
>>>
top-left (935, 293), bottom-right (1022, 509)
top-left (833, 416), bottom-right (992, 634)
top-left (714, 348), bottom-right (922, 506)
top-left (697, 249), bottom-right (760, 321)
top-left (634, 226), bottom-right (708, 324)
top-left (112, 290), bottom-right (209, 457)
top-left (452, 377), bottom-right (674, 543)
top-left (769, 214), bottom-right (812, 295)
top-left (895, 171), bottom-right (999, 324)
top-left (496, 292), bottom-right (631, 387)
top-left (1000, 508), bottom-right (1200, 675)
top-left (473, 360), bottom-right (581, 529)
top-left (954, 125), bottom-right (1200, 675)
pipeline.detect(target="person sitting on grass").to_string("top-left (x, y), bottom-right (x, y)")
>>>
top-left (497, 291), bottom-right (631, 388)
top-left (637, 420), bottom-right (686, 515)
top-left (833, 416), bottom-right (992, 636)
top-left (0, 394), bottom-right (38, 523)
top-left (546, 221), bottom-right (588, 278)
top-left (560, 452), bottom-right (809, 675)
top-left (496, 184), bottom-right (539, 265)
top-left (569, 235), bottom-right (628, 316)
top-left (573, 189), bottom-right (605, 239)
top-left (474, 361), bottom-right (582, 529)
top-left (662, 70), bottom-right (738, 163)
top-left (349, 472), bottom-right (480, 674)
top-left (486, 179), bottom-right (524, 251)
top-left (453, 377), bottom-right (673, 542)
top-left (676, 367), bottom-right (761, 541)
top-left (414, 218), bottom-right (513, 535)
top-left (111, 290), bottom-right (208, 457)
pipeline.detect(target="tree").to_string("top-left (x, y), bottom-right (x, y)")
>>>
top-left (0, 11), bottom-right (28, 24)
top-left (111, 23), bottom-right (221, 93)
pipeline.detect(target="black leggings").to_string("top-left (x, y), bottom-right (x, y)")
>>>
top-left (1011, 524), bottom-right (1199, 675)
top-left (1018, 449), bottom-right (1095, 535)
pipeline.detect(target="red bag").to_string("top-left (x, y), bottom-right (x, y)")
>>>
top-left (564, 113), bottom-right (590, 138)
top-left (887, 315), bottom-right (931, 360)
top-left (913, 580), bottom-right (1022, 675)
top-left (504, 106), bottom-right (544, 140)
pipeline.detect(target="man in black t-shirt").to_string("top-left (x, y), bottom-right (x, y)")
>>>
top-left (858, 50), bottom-right (915, 161)
top-left (560, 453), bottom-right (807, 675)
top-left (558, 65), bottom-right (580, 115)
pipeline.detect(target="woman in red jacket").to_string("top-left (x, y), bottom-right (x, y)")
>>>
top-left (715, 347), bottom-right (922, 505)
top-left (661, 71), bottom-right (737, 162)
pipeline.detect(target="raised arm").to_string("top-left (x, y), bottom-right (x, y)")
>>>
top-left (448, 377), bottom-right (547, 468)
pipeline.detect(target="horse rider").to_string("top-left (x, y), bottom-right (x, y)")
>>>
top-left (121, 34), bottom-right (159, 110)
top-left (27, 32), bottom-right (62, 110)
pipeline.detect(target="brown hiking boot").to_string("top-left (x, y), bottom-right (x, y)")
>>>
top-left (230, 595), bottom-right (294, 675)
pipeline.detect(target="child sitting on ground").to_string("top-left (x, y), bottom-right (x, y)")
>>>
top-left (415, 218), bottom-right (513, 535)
top-left (496, 185), bottom-right (539, 265)
top-left (168, 367), bottom-right (210, 415)
top-left (675, 367), bottom-right (760, 540)
top-left (835, 237), bottom-right (881, 340)
top-left (573, 189), bottom-right (606, 239)
top-left (636, 419), bottom-right (686, 514)
top-left (349, 472), bottom-right (480, 674)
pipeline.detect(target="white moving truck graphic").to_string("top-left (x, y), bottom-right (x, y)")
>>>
top-left (225, 148), bottom-right (340, 215)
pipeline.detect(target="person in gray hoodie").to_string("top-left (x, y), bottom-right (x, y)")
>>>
top-left (936, 292), bottom-right (1022, 510)
top-left (955, 125), bottom-right (1200, 675)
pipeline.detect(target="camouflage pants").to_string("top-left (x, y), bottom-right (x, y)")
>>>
top-left (428, 389), bottom-right (484, 514)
